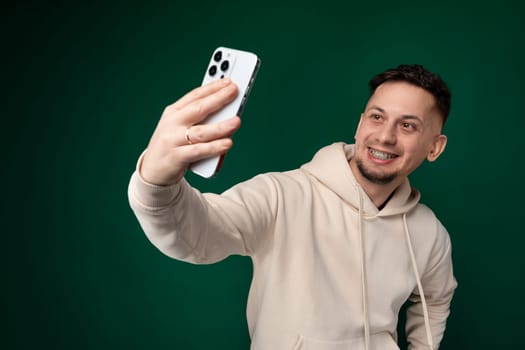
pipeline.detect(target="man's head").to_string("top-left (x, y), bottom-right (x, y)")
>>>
top-left (351, 64), bottom-right (451, 187)
top-left (369, 64), bottom-right (451, 125)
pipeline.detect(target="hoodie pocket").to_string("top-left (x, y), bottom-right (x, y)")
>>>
top-left (292, 332), bottom-right (399, 350)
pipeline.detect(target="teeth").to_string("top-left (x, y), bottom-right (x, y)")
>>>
top-left (370, 148), bottom-right (396, 160)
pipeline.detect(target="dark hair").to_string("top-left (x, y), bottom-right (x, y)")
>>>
top-left (369, 64), bottom-right (451, 125)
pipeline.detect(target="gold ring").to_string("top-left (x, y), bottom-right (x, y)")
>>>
top-left (185, 127), bottom-right (193, 145)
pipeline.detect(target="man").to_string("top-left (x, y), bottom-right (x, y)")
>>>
top-left (128, 64), bottom-right (457, 350)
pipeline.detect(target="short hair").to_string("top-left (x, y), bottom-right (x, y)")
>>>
top-left (369, 64), bottom-right (451, 125)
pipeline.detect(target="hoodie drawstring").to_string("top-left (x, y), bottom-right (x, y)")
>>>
top-left (355, 184), bottom-right (432, 350)
top-left (403, 214), bottom-right (434, 350)
top-left (356, 187), bottom-right (371, 350)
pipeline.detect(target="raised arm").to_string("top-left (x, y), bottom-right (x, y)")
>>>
top-left (128, 79), bottom-right (277, 263)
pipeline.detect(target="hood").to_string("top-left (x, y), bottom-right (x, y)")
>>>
top-left (300, 142), bottom-right (420, 217)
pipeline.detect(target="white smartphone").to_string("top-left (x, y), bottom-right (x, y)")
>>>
top-left (189, 46), bottom-right (260, 178)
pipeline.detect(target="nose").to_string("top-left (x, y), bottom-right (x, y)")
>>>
top-left (377, 124), bottom-right (397, 144)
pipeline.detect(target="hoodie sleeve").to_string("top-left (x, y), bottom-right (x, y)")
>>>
top-left (406, 219), bottom-right (457, 350)
top-left (127, 163), bottom-right (278, 264)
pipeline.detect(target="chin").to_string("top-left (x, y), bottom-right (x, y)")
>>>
top-left (356, 159), bottom-right (398, 185)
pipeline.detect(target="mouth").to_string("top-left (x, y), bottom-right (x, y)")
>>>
top-left (368, 147), bottom-right (398, 161)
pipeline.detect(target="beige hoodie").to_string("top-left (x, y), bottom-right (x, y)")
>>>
top-left (128, 143), bottom-right (457, 350)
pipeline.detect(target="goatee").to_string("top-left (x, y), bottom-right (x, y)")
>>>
top-left (356, 159), bottom-right (397, 185)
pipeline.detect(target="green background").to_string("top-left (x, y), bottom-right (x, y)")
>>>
top-left (5, 0), bottom-right (525, 348)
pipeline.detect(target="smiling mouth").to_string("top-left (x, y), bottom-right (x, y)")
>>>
top-left (369, 147), bottom-right (398, 160)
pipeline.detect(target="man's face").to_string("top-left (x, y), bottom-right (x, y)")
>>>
top-left (352, 81), bottom-right (447, 185)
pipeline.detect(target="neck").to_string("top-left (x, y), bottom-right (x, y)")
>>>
top-left (348, 159), bottom-right (404, 209)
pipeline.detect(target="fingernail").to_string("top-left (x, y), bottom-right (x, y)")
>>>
top-left (221, 78), bottom-right (231, 85)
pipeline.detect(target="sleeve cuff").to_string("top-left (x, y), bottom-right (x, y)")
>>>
top-left (128, 151), bottom-right (183, 208)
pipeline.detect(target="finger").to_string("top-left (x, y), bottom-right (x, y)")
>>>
top-left (174, 138), bottom-right (234, 164)
top-left (185, 116), bottom-right (241, 145)
top-left (171, 78), bottom-right (233, 111)
top-left (176, 82), bottom-right (239, 125)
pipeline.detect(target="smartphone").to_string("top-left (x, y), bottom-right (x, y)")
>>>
top-left (189, 46), bottom-right (260, 178)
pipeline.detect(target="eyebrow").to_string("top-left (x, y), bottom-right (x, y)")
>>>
top-left (368, 105), bottom-right (424, 124)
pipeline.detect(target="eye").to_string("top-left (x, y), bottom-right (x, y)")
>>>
top-left (401, 122), bottom-right (416, 130)
top-left (370, 113), bottom-right (382, 121)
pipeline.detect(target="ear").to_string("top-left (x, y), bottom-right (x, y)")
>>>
top-left (427, 134), bottom-right (447, 162)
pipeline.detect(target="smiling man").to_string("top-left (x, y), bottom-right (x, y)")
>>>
top-left (128, 64), bottom-right (457, 350)
top-left (350, 69), bottom-right (449, 209)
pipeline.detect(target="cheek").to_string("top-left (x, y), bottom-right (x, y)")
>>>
top-left (355, 129), bottom-right (372, 142)
top-left (402, 139), bottom-right (427, 156)
top-left (405, 142), bottom-right (431, 164)
top-left (355, 135), bottom-right (372, 153)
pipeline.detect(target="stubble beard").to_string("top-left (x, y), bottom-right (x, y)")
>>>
top-left (356, 158), bottom-right (397, 185)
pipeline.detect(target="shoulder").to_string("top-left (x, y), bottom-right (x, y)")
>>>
top-left (406, 204), bottom-right (455, 280)
top-left (407, 203), bottom-right (451, 249)
top-left (409, 203), bottom-right (438, 223)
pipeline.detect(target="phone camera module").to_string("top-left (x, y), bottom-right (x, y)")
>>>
top-left (208, 65), bottom-right (217, 76)
top-left (214, 51), bottom-right (222, 62)
top-left (220, 60), bottom-right (229, 72)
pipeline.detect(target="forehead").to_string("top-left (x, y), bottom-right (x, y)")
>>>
top-left (366, 81), bottom-right (438, 120)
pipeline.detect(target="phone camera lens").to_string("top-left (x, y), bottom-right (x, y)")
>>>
top-left (214, 51), bottom-right (222, 62)
top-left (208, 65), bottom-right (217, 76)
top-left (220, 60), bottom-right (229, 71)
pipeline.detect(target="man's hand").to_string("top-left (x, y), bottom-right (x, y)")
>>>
top-left (140, 78), bottom-right (240, 186)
